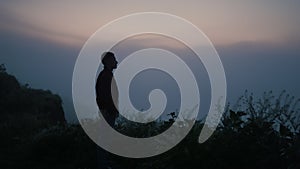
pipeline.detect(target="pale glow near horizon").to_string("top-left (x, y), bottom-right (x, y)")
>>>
top-left (1, 0), bottom-right (299, 47)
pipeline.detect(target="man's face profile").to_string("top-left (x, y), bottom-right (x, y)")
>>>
top-left (110, 56), bottom-right (118, 69)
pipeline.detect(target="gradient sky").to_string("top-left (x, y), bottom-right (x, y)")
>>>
top-left (1, 0), bottom-right (300, 122)
top-left (1, 0), bottom-right (300, 46)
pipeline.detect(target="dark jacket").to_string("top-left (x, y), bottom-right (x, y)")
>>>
top-left (96, 68), bottom-right (119, 116)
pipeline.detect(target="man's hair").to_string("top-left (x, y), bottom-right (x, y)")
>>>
top-left (101, 52), bottom-right (115, 66)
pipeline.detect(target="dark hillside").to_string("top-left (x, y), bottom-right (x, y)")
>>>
top-left (0, 64), bottom-right (65, 125)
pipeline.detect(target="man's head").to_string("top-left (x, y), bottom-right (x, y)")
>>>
top-left (101, 52), bottom-right (118, 70)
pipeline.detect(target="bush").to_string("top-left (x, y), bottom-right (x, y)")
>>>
top-left (1, 66), bottom-right (299, 169)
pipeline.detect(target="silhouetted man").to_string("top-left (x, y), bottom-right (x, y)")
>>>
top-left (96, 52), bottom-right (119, 169)
top-left (96, 52), bottom-right (119, 126)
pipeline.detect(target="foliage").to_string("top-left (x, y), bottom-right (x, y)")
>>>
top-left (0, 65), bottom-right (66, 168)
top-left (0, 64), bottom-right (65, 124)
top-left (0, 65), bottom-right (299, 169)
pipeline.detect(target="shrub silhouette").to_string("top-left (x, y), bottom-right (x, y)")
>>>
top-left (0, 64), bottom-right (66, 168)
top-left (0, 64), bottom-right (299, 169)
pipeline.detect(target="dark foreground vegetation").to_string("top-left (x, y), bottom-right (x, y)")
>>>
top-left (0, 64), bottom-right (300, 169)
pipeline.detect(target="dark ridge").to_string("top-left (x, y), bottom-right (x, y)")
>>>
top-left (0, 64), bottom-right (65, 125)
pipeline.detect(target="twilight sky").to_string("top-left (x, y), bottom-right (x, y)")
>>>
top-left (0, 0), bottom-right (299, 122)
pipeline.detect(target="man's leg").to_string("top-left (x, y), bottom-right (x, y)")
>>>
top-left (97, 110), bottom-right (116, 169)
top-left (97, 145), bottom-right (110, 169)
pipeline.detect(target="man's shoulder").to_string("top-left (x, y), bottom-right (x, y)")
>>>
top-left (98, 70), bottom-right (112, 78)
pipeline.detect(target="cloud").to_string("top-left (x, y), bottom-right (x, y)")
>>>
top-left (2, 0), bottom-right (300, 47)
top-left (0, 7), bottom-right (86, 47)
